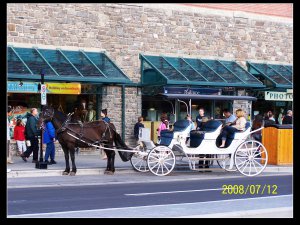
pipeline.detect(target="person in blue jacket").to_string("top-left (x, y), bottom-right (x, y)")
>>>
top-left (101, 108), bottom-right (111, 123)
top-left (43, 121), bottom-right (57, 165)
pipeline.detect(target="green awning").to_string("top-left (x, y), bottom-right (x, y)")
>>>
top-left (247, 61), bottom-right (292, 88)
top-left (140, 54), bottom-right (265, 88)
top-left (7, 46), bottom-right (132, 84)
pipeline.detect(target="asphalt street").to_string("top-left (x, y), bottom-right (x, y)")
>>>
top-left (7, 174), bottom-right (293, 218)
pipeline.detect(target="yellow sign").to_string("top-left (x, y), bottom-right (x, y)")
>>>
top-left (45, 83), bottom-right (81, 94)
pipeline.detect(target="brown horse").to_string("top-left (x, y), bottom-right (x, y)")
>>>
top-left (37, 105), bottom-right (133, 176)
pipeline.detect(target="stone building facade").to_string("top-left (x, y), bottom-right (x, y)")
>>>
top-left (7, 3), bottom-right (293, 146)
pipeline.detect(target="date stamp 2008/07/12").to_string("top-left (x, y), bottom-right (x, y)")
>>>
top-left (222, 184), bottom-right (278, 195)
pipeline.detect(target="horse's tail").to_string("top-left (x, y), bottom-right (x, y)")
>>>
top-left (114, 131), bottom-right (134, 162)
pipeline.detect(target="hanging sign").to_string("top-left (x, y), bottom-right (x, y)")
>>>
top-left (265, 91), bottom-right (293, 101)
top-left (41, 84), bottom-right (47, 105)
top-left (45, 83), bottom-right (81, 94)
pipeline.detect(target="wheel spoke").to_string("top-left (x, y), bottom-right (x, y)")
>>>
top-left (164, 158), bottom-right (175, 162)
top-left (149, 161), bottom-right (159, 168)
top-left (251, 160), bottom-right (258, 173)
top-left (248, 160), bottom-right (252, 175)
top-left (155, 164), bottom-right (161, 174)
top-left (253, 159), bottom-right (264, 168)
top-left (164, 161), bottom-right (174, 166)
top-left (163, 163), bottom-right (170, 172)
top-left (236, 158), bottom-right (247, 167)
top-left (133, 158), bottom-right (143, 166)
top-left (148, 155), bottom-right (159, 160)
top-left (241, 160), bottom-right (250, 173)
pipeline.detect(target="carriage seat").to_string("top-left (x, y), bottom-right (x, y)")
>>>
top-left (160, 120), bottom-right (191, 146)
top-left (190, 120), bottom-right (222, 148)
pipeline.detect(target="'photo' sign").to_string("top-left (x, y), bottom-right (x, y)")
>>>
top-left (265, 91), bottom-right (293, 101)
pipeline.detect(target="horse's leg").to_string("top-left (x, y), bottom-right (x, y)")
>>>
top-left (110, 145), bottom-right (115, 173)
top-left (104, 147), bottom-right (115, 175)
top-left (104, 148), bottom-right (110, 173)
top-left (62, 146), bottom-right (70, 175)
top-left (69, 148), bottom-right (77, 176)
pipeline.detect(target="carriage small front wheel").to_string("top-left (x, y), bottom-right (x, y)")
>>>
top-left (234, 140), bottom-right (268, 177)
top-left (147, 146), bottom-right (175, 176)
top-left (130, 145), bottom-right (149, 172)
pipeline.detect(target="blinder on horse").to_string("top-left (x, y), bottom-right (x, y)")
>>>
top-left (42, 107), bottom-right (55, 121)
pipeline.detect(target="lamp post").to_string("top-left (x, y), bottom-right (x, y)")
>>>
top-left (36, 70), bottom-right (48, 169)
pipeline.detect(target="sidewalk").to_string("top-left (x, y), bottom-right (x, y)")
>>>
top-left (7, 151), bottom-right (293, 178)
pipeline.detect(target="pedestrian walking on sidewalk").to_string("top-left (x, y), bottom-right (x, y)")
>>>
top-left (134, 116), bottom-right (144, 145)
top-left (43, 121), bottom-right (57, 165)
top-left (14, 119), bottom-right (27, 156)
top-left (21, 108), bottom-right (41, 163)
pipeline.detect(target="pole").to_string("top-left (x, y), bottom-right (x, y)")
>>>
top-left (39, 72), bottom-right (44, 163)
top-left (35, 70), bottom-right (47, 169)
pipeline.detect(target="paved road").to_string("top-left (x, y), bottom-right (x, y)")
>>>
top-left (8, 174), bottom-right (292, 218)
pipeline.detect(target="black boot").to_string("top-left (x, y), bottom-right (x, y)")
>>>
top-left (45, 160), bottom-right (52, 165)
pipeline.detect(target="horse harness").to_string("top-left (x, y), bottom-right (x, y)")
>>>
top-left (47, 109), bottom-right (115, 147)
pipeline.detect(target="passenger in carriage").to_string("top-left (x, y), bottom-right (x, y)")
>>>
top-left (157, 113), bottom-right (169, 141)
top-left (186, 114), bottom-right (195, 131)
top-left (222, 108), bottom-right (237, 128)
top-left (185, 114), bottom-right (195, 144)
top-left (219, 109), bottom-right (246, 148)
top-left (196, 108), bottom-right (207, 130)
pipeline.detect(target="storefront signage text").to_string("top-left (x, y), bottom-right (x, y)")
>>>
top-left (265, 91), bottom-right (293, 101)
top-left (164, 87), bottom-right (221, 95)
top-left (7, 81), bottom-right (39, 93)
top-left (46, 83), bottom-right (81, 94)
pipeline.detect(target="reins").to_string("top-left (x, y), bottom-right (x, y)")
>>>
top-left (41, 107), bottom-right (130, 151)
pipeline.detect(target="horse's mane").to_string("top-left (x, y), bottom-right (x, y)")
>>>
top-left (54, 109), bottom-right (67, 123)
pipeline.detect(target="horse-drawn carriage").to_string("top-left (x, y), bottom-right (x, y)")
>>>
top-left (130, 119), bottom-right (268, 177)
top-left (38, 105), bottom-right (267, 177)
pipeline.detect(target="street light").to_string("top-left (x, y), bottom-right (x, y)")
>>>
top-left (36, 70), bottom-right (48, 169)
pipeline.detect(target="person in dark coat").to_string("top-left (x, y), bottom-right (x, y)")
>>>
top-left (282, 110), bottom-right (293, 124)
top-left (134, 116), bottom-right (144, 143)
top-left (43, 121), bottom-right (57, 165)
top-left (21, 108), bottom-right (41, 163)
top-left (251, 114), bottom-right (264, 142)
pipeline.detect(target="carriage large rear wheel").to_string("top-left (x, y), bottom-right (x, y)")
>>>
top-left (217, 154), bottom-right (237, 172)
top-left (130, 145), bottom-right (149, 172)
top-left (234, 140), bottom-right (268, 177)
top-left (147, 146), bottom-right (175, 176)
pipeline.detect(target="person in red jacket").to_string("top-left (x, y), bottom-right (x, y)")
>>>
top-left (14, 119), bottom-right (27, 156)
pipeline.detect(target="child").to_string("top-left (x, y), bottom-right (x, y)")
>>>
top-left (14, 119), bottom-right (27, 156)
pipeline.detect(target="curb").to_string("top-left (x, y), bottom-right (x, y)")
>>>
top-left (7, 168), bottom-right (136, 178)
top-left (7, 166), bottom-right (292, 178)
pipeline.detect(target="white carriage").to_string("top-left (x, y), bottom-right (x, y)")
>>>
top-left (130, 119), bottom-right (268, 177)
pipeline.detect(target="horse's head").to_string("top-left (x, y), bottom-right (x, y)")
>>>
top-left (37, 105), bottom-right (54, 128)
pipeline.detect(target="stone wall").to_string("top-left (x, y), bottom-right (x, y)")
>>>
top-left (7, 3), bottom-right (293, 144)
